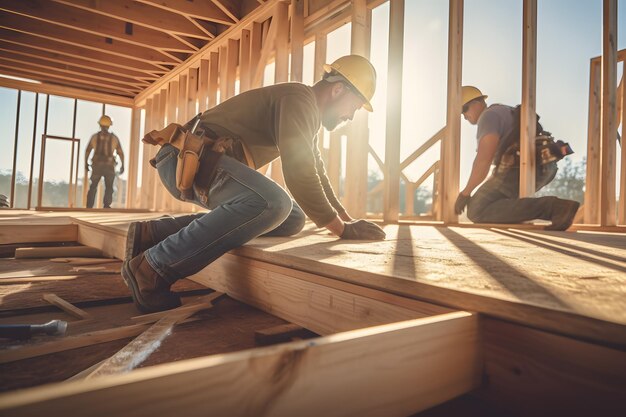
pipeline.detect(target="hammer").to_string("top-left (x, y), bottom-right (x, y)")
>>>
top-left (0, 320), bottom-right (68, 340)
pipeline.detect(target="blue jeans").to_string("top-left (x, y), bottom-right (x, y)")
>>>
top-left (466, 162), bottom-right (559, 224)
top-left (144, 145), bottom-right (305, 283)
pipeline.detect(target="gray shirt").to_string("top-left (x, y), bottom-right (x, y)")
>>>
top-left (476, 104), bottom-right (515, 147)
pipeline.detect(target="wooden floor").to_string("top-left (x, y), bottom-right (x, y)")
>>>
top-left (1, 209), bottom-right (625, 348)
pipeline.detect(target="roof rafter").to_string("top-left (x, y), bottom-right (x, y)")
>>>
top-left (135, 0), bottom-right (237, 26)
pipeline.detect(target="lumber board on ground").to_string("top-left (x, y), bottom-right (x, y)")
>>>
top-left (0, 312), bottom-right (481, 417)
top-left (0, 224), bottom-right (77, 245)
top-left (15, 246), bottom-right (103, 259)
top-left (42, 293), bottom-right (92, 320)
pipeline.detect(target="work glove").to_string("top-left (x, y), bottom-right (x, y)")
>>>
top-left (86, 163), bottom-right (91, 172)
top-left (119, 165), bottom-right (125, 175)
top-left (341, 220), bottom-right (386, 240)
top-left (454, 193), bottom-right (471, 215)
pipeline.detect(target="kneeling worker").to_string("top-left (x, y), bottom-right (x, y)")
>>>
top-left (123, 55), bottom-right (386, 313)
top-left (455, 86), bottom-right (579, 229)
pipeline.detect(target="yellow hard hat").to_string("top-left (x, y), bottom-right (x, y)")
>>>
top-left (323, 55), bottom-right (376, 112)
top-left (462, 86), bottom-right (488, 107)
top-left (98, 115), bottom-right (112, 127)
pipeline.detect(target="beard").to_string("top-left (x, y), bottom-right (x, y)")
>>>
top-left (321, 113), bottom-right (343, 131)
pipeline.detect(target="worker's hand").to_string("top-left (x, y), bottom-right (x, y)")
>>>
top-left (119, 165), bottom-right (125, 175)
top-left (454, 192), bottom-right (471, 215)
top-left (341, 220), bottom-right (386, 240)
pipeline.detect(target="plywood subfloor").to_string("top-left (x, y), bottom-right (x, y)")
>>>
top-left (1, 210), bottom-right (625, 346)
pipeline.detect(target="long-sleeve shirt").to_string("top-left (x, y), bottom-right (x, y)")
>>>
top-left (198, 83), bottom-right (345, 227)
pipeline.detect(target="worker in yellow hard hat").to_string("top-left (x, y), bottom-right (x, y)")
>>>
top-left (85, 115), bottom-right (125, 208)
top-left (456, 85), bottom-right (579, 230)
top-left (122, 54), bottom-right (385, 313)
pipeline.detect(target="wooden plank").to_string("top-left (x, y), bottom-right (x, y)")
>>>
top-left (208, 51), bottom-right (219, 108)
top-left (187, 67), bottom-right (199, 119)
top-left (249, 22), bottom-right (263, 88)
top-left (219, 45), bottom-right (228, 102)
top-left (327, 131), bottom-right (342, 194)
top-left (343, 0), bottom-right (371, 218)
top-left (198, 59), bottom-right (210, 112)
top-left (383, 0), bottom-right (404, 222)
top-left (85, 293), bottom-right (224, 378)
top-left (239, 29), bottom-right (251, 92)
top-left (139, 99), bottom-right (154, 209)
top-left (479, 317), bottom-right (626, 416)
top-left (620, 68), bottom-right (626, 224)
top-left (15, 246), bottom-right (103, 259)
top-left (600, 0), bottom-right (618, 226)
top-left (42, 293), bottom-right (92, 320)
top-left (167, 80), bottom-right (178, 124)
top-left (439, 0), bottom-right (463, 223)
top-left (126, 107), bottom-right (141, 208)
top-left (226, 39), bottom-right (238, 99)
top-left (313, 33), bottom-right (327, 82)
top-left (76, 222), bottom-right (126, 260)
top-left (274, 1), bottom-right (289, 84)
top-left (254, 323), bottom-right (307, 345)
top-left (0, 312), bottom-right (480, 417)
top-left (290, 0), bottom-right (305, 83)
top-left (519, 0), bottom-right (537, 197)
top-left (177, 74), bottom-right (188, 123)
top-left (0, 224), bottom-right (77, 245)
top-left (252, 13), bottom-right (279, 87)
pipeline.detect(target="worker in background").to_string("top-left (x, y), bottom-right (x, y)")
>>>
top-left (123, 55), bottom-right (386, 313)
top-left (455, 86), bottom-right (579, 230)
top-left (85, 115), bottom-right (125, 209)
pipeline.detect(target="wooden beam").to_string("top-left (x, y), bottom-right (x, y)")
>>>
top-left (239, 29), bottom-right (251, 92)
top-left (313, 33), bottom-right (327, 82)
top-left (0, 224), bottom-right (77, 245)
top-left (140, 99), bottom-right (154, 209)
top-left (383, 0), bottom-right (404, 222)
top-left (585, 59), bottom-right (602, 224)
top-left (0, 12), bottom-right (179, 65)
top-left (126, 107), bottom-right (142, 208)
top-left (439, 0), bottom-right (463, 223)
top-left (52, 0), bottom-right (213, 40)
top-left (252, 14), bottom-right (279, 87)
top-left (198, 58), bottom-right (210, 112)
top-left (178, 74), bottom-right (188, 122)
top-left (275, 2), bottom-right (289, 84)
top-left (219, 45), bottom-right (228, 101)
top-left (168, 80), bottom-right (178, 125)
top-left (135, 0), bottom-right (236, 26)
top-left (346, 0), bottom-right (371, 218)
top-left (226, 38), bottom-right (239, 98)
top-left (290, 0), bottom-right (305, 83)
top-left (620, 69), bottom-right (626, 224)
top-left (187, 67), bottom-right (199, 119)
top-left (600, 0), bottom-right (618, 226)
top-left (0, 1), bottom-right (194, 54)
top-left (249, 22), bottom-right (263, 88)
top-left (0, 312), bottom-right (480, 417)
top-left (519, 0), bottom-right (537, 197)
top-left (208, 51), bottom-right (219, 108)
top-left (14, 246), bottom-right (103, 259)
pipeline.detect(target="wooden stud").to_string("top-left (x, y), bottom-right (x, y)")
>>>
top-left (620, 65), bottom-right (626, 224)
top-left (345, 0), bottom-right (371, 218)
top-left (140, 98), bottom-right (154, 209)
top-left (600, 0), bottom-right (618, 226)
top-left (198, 59), bottom-right (210, 112)
top-left (239, 29), bottom-right (251, 92)
top-left (275, 1), bottom-right (289, 84)
top-left (226, 39), bottom-right (238, 98)
top-left (219, 45), bottom-right (228, 101)
top-left (178, 74), bottom-right (188, 122)
top-left (313, 33), bottom-right (327, 82)
top-left (439, 0), bottom-right (463, 223)
top-left (327, 131), bottom-right (342, 194)
top-left (208, 51), bottom-right (219, 108)
top-left (383, 0), bottom-right (405, 222)
top-left (249, 22), bottom-right (263, 88)
top-left (187, 67), bottom-right (199, 118)
top-left (252, 14), bottom-right (279, 87)
top-left (519, 0), bottom-right (537, 197)
top-left (126, 107), bottom-right (141, 208)
top-left (585, 59), bottom-right (601, 224)
top-left (290, 0), bottom-right (305, 83)
top-left (42, 293), bottom-right (92, 320)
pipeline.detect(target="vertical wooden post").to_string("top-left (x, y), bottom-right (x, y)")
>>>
top-left (600, 0), bottom-right (617, 226)
top-left (383, 0), bottom-right (404, 222)
top-left (290, 0), bottom-right (305, 83)
top-left (328, 131), bottom-right (342, 193)
top-left (227, 39), bottom-right (239, 98)
top-left (167, 81), bottom-right (178, 124)
top-left (198, 59), bottom-right (210, 112)
top-left (187, 67), bottom-right (199, 119)
top-left (250, 22), bottom-right (263, 89)
top-left (344, 0), bottom-right (372, 219)
top-left (585, 59), bottom-right (602, 224)
top-left (620, 65), bottom-right (626, 224)
top-left (314, 33), bottom-right (327, 82)
top-left (275, 2), bottom-right (289, 83)
top-left (140, 99), bottom-right (153, 209)
top-left (219, 45), bottom-right (228, 102)
top-left (126, 106), bottom-right (141, 208)
top-left (520, 0), bottom-right (537, 197)
top-left (155, 90), bottom-right (168, 211)
top-left (439, 0), bottom-right (463, 224)
top-left (208, 51), bottom-right (219, 109)
top-left (240, 29), bottom-right (252, 92)
top-left (178, 74), bottom-right (188, 122)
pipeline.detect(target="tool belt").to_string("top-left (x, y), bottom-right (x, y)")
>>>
top-left (143, 117), bottom-right (233, 204)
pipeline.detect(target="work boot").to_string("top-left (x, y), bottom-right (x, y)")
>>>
top-left (545, 199), bottom-right (580, 231)
top-left (125, 221), bottom-right (157, 261)
top-left (122, 253), bottom-right (181, 313)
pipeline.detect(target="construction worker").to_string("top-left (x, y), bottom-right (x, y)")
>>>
top-left (456, 86), bottom-right (579, 229)
top-left (123, 55), bottom-right (386, 313)
top-left (85, 115), bottom-right (125, 208)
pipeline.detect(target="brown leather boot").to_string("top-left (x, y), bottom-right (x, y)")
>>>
top-left (125, 221), bottom-right (156, 261)
top-left (122, 253), bottom-right (181, 313)
top-left (545, 199), bottom-right (580, 231)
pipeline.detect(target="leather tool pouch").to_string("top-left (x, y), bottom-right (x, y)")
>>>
top-left (143, 117), bottom-right (233, 204)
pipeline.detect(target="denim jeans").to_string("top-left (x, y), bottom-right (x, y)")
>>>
top-left (466, 162), bottom-right (559, 224)
top-left (144, 144), bottom-right (305, 283)
top-left (87, 163), bottom-right (116, 208)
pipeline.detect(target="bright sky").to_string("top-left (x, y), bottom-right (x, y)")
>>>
top-left (1, 0), bottom-right (625, 206)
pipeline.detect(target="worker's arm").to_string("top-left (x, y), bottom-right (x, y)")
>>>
top-left (113, 135), bottom-right (125, 174)
top-left (311, 135), bottom-right (352, 221)
top-left (460, 133), bottom-right (500, 196)
top-left (84, 136), bottom-right (95, 171)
